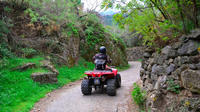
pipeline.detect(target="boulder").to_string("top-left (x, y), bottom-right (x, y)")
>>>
top-left (189, 64), bottom-right (197, 70)
top-left (31, 72), bottom-right (58, 84)
top-left (161, 46), bottom-right (177, 58)
top-left (187, 29), bottom-right (200, 40)
top-left (144, 52), bottom-right (151, 58)
top-left (181, 69), bottom-right (200, 93)
top-left (12, 63), bottom-right (36, 71)
top-left (146, 90), bottom-right (165, 112)
top-left (189, 55), bottom-right (200, 64)
top-left (151, 65), bottom-right (166, 75)
top-left (171, 42), bottom-right (182, 50)
top-left (174, 56), bottom-right (190, 67)
top-left (179, 35), bottom-right (189, 43)
top-left (41, 64), bottom-right (59, 75)
top-left (177, 40), bottom-right (199, 56)
top-left (166, 64), bottom-right (175, 75)
top-left (154, 75), bottom-right (167, 90)
top-left (171, 64), bottom-right (189, 80)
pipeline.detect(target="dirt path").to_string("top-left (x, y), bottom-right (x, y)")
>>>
top-left (31, 61), bottom-right (141, 112)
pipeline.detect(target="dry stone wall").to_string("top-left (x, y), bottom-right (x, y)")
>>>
top-left (140, 29), bottom-right (200, 112)
top-left (126, 47), bottom-right (145, 61)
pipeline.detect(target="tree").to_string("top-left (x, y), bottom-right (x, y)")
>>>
top-left (101, 0), bottom-right (200, 47)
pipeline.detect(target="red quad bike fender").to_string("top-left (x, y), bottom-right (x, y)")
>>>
top-left (84, 66), bottom-right (118, 78)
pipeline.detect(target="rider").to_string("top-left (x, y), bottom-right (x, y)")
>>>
top-left (93, 46), bottom-right (111, 70)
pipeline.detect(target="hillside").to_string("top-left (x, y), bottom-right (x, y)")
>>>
top-left (0, 0), bottom-right (128, 112)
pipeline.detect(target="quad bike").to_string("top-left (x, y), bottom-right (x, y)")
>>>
top-left (81, 61), bottom-right (121, 96)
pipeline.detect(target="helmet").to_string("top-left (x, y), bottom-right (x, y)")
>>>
top-left (100, 46), bottom-right (106, 54)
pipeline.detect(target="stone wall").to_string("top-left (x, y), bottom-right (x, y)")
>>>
top-left (140, 29), bottom-right (200, 112)
top-left (126, 47), bottom-right (145, 61)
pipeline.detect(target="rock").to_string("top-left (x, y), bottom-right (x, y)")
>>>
top-left (161, 46), bottom-right (177, 58)
top-left (171, 42), bottom-right (182, 50)
top-left (145, 47), bottom-right (155, 53)
top-left (144, 52), bottom-right (151, 58)
top-left (174, 56), bottom-right (190, 67)
top-left (126, 47), bottom-right (145, 61)
top-left (31, 72), bottom-right (58, 84)
top-left (151, 65), bottom-right (166, 75)
top-left (187, 29), bottom-right (200, 40)
top-left (196, 63), bottom-right (200, 70)
top-left (166, 97), bottom-right (200, 112)
top-left (154, 75), bottom-right (167, 90)
top-left (177, 40), bottom-right (199, 56)
top-left (156, 55), bottom-right (168, 65)
top-left (181, 69), bottom-right (200, 93)
top-left (149, 58), bottom-right (154, 66)
top-left (179, 35), bottom-right (189, 43)
top-left (41, 64), bottom-right (59, 75)
top-left (12, 63), bottom-right (36, 71)
top-left (189, 55), bottom-right (200, 64)
top-left (146, 90), bottom-right (165, 111)
top-left (171, 65), bottom-right (189, 79)
top-left (166, 64), bottom-right (175, 75)
top-left (168, 59), bottom-right (173, 64)
top-left (147, 64), bottom-right (152, 72)
top-left (140, 68), bottom-right (145, 77)
top-left (189, 64), bottom-right (197, 70)
top-left (179, 89), bottom-right (192, 97)
top-left (146, 71), bottom-right (150, 77)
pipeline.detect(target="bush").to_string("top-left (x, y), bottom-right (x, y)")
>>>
top-left (167, 79), bottom-right (181, 94)
top-left (132, 83), bottom-right (146, 108)
top-left (21, 48), bottom-right (37, 58)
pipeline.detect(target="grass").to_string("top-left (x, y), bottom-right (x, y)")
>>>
top-left (132, 83), bottom-right (146, 111)
top-left (0, 57), bottom-right (94, 112)
top-left (117, 64), bottom-right (130, 71)
top-left (137, 59), bottom-right (143, 62)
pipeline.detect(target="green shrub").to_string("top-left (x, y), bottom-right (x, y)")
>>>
top-left (132, 83), bottom-right (146, 108)
top-left (21, 48), bottom-right (37, 58)
top-left (0, 43), bottom-right (14, 58)
top-left (24, 8), bottom-right (49, 25)
top-left (0, 20), bottom-right (10, 37)
top-left (167, 79), bottom-right (181, 94)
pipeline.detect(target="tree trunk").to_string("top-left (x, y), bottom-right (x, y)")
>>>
top-left (149, 0), bottom-right (169, 20)
top-left (192, 0), bottom-right (199, 28)
top-left (176, 0), bottom-right (186, 33)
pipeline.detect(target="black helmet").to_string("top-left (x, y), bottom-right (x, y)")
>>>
top-left (100, 46), bottom-right (106, 54)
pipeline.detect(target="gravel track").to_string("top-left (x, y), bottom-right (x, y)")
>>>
top-left (31, 61), bottom-right (141, 112)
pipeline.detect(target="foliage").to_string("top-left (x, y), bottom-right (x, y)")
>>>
top-left (0, 43), bottom-right (14, 58)
top-left (24, 8), bottom-right (49, 25)
top-left (0, 20), bottom-right (10, 37)
top-left (0, 57), bottom-right (94, 112)
top-left (102, 0), bottom-right (200, 48)
top-left (80, 14), bottom-right (105, 47)
top-left (132, 83), bottom-right (146, 108)
top-left (66, 23), bottom-right (79, 37)
top-left (167, 79), bottom-right (181, 94)
top-left (21, 48), bottom-right (37, 58)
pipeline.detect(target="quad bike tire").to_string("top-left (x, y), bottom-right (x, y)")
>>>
top-left (81, 79), bottom-right (92, 95)
top-left (106, 79), bottom-right (116, 96)
top-left (116, 74), bottom-right (121, 88)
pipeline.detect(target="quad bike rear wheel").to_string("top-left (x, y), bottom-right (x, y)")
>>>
top-left (116, 74), bottom-right (121, 88)
top-left (81, 79), bottom-right (92, 95)
top-left (106, 79), bottom-right (116, 96)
